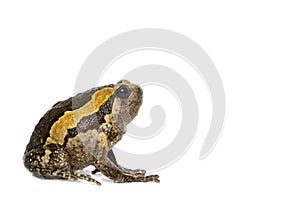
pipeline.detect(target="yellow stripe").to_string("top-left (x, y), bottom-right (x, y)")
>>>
top-left (44, 88), bottom-right (114, 146)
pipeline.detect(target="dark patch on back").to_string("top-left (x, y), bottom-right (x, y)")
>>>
top-left (62, 95), bottom-right (116, 145)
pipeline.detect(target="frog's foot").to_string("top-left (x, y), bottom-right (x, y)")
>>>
top-left (72, 172), bottom-right (102, 186)
top-left (92, 167), bottom-right (146, 177)
top-left (94, 160), bottom-right (160, 183)
top-left (113, 174), bottom-right (160, 183)
top-left (54, 171), bottom-right (102, 186)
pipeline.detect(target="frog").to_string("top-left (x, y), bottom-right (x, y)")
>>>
top-left (23, 80), bottom-right (159, 186)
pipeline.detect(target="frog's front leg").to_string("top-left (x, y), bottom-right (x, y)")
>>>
top-left (94, 158), bottom-right (160, 183)
top-left (93, 124), bottom-right (159, 183)
top-left (93, 122), bottom-right (146, 176)
top-left (92, 150), bottom-right (146, 176)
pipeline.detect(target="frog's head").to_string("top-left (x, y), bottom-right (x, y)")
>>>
top-left (111, 80), bottom-right (143, 128)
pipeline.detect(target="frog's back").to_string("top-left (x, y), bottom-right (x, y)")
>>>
top-left (24, 85), bottom-right (114, 154)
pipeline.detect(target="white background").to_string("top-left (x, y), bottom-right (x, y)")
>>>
top-left (1, 0), bottom-right (300, 199)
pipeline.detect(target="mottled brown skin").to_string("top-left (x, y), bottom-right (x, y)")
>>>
top-left (23, 80), bottom-right (159, 185)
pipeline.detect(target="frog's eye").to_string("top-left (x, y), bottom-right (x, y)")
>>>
top-left (116, 85), bottom-right (131, 99)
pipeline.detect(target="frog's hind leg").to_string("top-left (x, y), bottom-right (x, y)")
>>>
top-left (23, 147), bottom-right (69, 178)
top-left (50, 170), bottom-right (101, 186)
top-left (31, 168), bottom-right (101, 186)
top-left (23, 148), bottom-right (101, 186)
